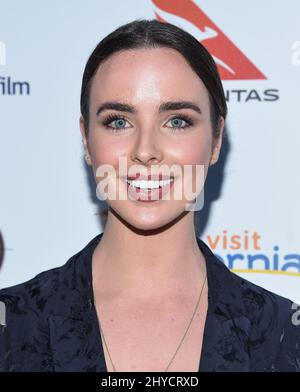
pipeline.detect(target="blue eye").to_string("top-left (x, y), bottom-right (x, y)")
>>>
top-left (166, 116), bottom-right (193, 131)
top-left (102, 114), bottom-right (130, 132)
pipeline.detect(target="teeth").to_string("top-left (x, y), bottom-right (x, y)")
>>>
top-left (126, 179), bottom-right (173, 189)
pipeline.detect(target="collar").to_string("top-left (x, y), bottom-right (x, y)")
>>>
top-left (48, 232), bottom-right (251, 371)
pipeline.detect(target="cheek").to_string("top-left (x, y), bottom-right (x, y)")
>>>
top-left (88, 133), bottom-right (127, 169)
top-left (173, 134), bottom-right (212, 196)
top-left (172, 133), bottom-right (213, 167)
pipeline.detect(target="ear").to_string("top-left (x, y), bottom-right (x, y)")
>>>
top-left (209, 117), bottom-right (225, 166)
top-left (79, 115), bottom-right (92, 166)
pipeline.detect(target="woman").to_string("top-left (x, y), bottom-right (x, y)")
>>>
top-left (0, 19), bottom-right (300, 372)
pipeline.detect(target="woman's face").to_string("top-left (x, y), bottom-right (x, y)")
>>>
top-left (80, 47), bottom-right (224, 231)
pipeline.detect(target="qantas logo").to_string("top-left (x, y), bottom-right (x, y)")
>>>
top-left (152, 0), bottom-right (266, 80)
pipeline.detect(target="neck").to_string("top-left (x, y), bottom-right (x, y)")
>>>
top-left (92, 210), bottom-right (206, 299)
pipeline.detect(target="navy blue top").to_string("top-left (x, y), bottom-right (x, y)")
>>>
top-left (0, 232), bottom-right (300, 372)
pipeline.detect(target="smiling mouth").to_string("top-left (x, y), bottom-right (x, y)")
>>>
top-left (125, 177), bottom-right (174, 190)
top-left (121, 177), bottom-right (176, 202)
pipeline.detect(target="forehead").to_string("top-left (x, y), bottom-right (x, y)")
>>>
top-left (89, 47), bottom-right (210, 107)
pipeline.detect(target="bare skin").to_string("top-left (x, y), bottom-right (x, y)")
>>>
top-left (79, 47), bottom-right (224, 371)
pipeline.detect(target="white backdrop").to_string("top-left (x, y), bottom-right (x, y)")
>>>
top-left (0, 0), bottom-right (299, 303)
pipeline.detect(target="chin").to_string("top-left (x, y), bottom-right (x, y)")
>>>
top-left (111, 201), bottom-right (187, 233)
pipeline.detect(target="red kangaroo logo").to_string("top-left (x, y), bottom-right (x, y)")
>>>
top-left (152, 0), bottom-right (266, 80)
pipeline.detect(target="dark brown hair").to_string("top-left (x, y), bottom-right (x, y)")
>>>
top-left (80, 18), bottom-right (227, 137)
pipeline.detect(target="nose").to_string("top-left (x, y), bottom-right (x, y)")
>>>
top-left (130, 125), bottom-right (163, 166)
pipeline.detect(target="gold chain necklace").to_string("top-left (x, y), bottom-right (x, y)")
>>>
top-left (96, 274), bottom-right (207, 372)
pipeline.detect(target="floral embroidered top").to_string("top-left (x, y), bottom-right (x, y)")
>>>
top-left (0, 232), bottom-right (300, 372)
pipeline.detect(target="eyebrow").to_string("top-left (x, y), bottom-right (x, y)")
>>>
top-left (96, 100), bottom-right (202, 116)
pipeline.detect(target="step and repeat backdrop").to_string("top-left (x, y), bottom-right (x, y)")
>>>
top-left (0, 0), bottom-right (299, 302)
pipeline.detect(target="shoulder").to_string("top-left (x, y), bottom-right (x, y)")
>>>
top-left (0, 256), bottom-right (74, 317)
top-left (0, 249), bottom-right (81, 371)
top-left (231, 272), bottom-right (300, 371)
top-left (0, 234), bottom-right (101, 371)
top-left (0, 232), bottom-right (97, 314)
top-left (211, 247), bottom-right (300, 370)
top-left (198, 238), bottom-right (300, 371)
top-left (230, 267), bottom-right (295, 318)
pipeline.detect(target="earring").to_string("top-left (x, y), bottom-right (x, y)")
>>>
top-left (85, 154), bottom-right (92, 165)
